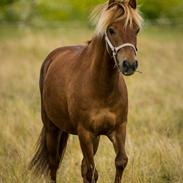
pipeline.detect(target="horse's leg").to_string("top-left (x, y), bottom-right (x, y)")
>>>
top-left (109, 122), bottom-right (128, 183)
top-left (78, 126), bottom-right (98, 183)
top-left (46, 123), bottom-right (61, 182)
top-left (81, 136), bottom-right (100, 183)
top-left (45, 119), bottom-right (69, 183)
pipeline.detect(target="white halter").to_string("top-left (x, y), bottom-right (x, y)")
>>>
top-left (105, 31), bottom-right (137, 71)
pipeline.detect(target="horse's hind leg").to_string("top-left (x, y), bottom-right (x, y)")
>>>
top-left (29, 111), bottom-right (68, 183)
top-left (46, 123), bottom-right (69, 182)
top-left (43, 110), bottom-right (69, 182)
top-left (46, 123), bottom-right (60, 182)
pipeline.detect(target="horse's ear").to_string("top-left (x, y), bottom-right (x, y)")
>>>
top-left (129, 0), bottom-right (137, 9)
top-left (108, 0), bottom-right (115, 6)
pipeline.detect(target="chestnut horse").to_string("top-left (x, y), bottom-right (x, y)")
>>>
top-left (29, 0), bottom-right (142, 182)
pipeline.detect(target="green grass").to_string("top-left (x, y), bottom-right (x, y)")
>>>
top-left (0, 25), bottom-right (182, 183)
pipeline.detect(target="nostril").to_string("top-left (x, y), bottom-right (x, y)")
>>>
top-left (122, 60), bottom-right (129, 72)
top-left (123, 60), bottom-right (128, 68)
top-left (135, 60), bottom-right (138, 69)
top-left (132, 61), bottom-right (138, 71)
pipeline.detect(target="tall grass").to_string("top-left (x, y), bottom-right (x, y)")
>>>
top-left (0, 25), bottom-right (182, 183)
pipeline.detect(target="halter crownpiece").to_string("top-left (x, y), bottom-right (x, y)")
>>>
top-left (105, 31), bottom-right (137, 71)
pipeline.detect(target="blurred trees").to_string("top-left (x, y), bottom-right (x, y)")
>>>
top-left (0, 0), bottom-right (36, 23)
top-left (139, 0), bottom-right (183, 24)
top-left (0, 0), bottom-right (182, 25)
top-left (0, 0), bottom-right (19, 6)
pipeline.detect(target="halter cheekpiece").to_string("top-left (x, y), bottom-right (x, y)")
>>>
top-left (105, 31), bottom-right (137, 72)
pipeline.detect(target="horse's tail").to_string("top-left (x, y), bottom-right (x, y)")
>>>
top-left (29, 127), bottom-right (49, 176)
top-left (29, 127), bottom-right (69, 177)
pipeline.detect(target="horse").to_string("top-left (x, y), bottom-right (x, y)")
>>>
top-left (29, 0), bottom-right (143, 182)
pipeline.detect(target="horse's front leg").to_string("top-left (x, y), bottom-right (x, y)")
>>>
top-left (81, 136), bottom-right (100, 183)
top-left (78, 126), bottom-right (98, 183)
top-left (109, 122), bottom-right (128, 183)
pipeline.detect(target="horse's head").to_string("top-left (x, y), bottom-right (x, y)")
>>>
top-left (94, 0), bottom-right (143, 76)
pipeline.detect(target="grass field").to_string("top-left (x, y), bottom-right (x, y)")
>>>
top-left (0, 24), bottom-right (182, 183)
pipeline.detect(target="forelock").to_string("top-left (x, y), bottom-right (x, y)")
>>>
top-left (90, 1), bottom-right (143, 36)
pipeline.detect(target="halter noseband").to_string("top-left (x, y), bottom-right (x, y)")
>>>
top-left (105, 32), bottom-right (137, 71)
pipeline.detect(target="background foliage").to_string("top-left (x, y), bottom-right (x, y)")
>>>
top-left (0, 0), bottom-right (183, 25)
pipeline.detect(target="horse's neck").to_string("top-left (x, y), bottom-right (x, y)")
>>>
top-left (88, 35), bottom-right (119, 95)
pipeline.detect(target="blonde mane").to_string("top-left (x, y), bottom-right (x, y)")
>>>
top-left (91, 0), bottom-right (143, 35)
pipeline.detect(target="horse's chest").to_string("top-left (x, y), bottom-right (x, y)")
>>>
top-left (88, 108), bottom-right (117, 134)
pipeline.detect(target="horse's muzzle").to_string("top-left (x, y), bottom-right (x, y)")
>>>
top-left (120, 60), bottom-right (138, 76)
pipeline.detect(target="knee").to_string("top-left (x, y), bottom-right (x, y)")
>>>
top-left (115, 155), bottom-right (128, 170)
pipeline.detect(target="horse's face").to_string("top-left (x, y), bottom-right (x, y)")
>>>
top-left (107, 21), bottom-right (140, 76)
top-left (106, 0), bottom-right (140, 76)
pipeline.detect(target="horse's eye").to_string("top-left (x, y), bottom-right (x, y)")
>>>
top-left (108, 27), bottom-right (115, 35)
top-left (136, 28), bottom-right (140, 34)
